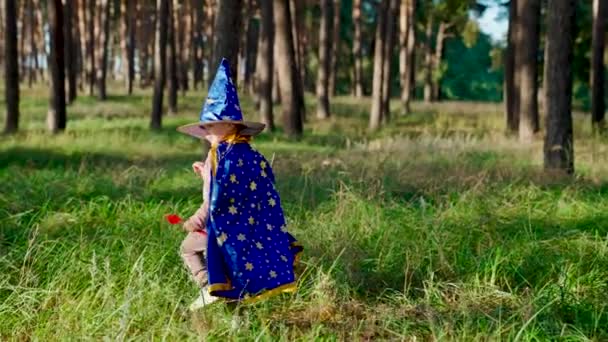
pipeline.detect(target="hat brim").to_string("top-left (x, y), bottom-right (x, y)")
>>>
top-left (177, 120), bottom-right (265, 138)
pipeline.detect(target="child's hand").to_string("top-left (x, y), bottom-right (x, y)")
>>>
top-left (183, 220), bottom-right (199, 233)
top-left (192, 162), bottom-right (205, 178)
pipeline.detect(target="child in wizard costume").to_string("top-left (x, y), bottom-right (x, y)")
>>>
top-left (177, 59), bottom-right (302, 310)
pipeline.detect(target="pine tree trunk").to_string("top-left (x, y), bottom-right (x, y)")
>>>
top-left (47, 0), bottom-right (67, 133)
top-left (167, 0), bottom-right (178, 114)
top-left (381, 0), bottom-right (398, 124)
top-left (73, 0), bottom-right (83, 90)
top-left (591, 0), bottom-right (606, 133)
top-left (399, 0), bottom-right (415, 114)
top-left (352, 0), bottom-right (363, 97)
top-left (328, 0), bottom-right (341, 96)
top-left (505, 0), bottom-right (519, 133)
top-left (211, 0), bottom-right (242, 87)
top-left (316, 0), bottom-right (332, 120)
top-left (257, 0), bottom-right (274, 131)
top-left (87, 0), bottom-right (95, 95)
top-left (272, 65), bottom-right (280, 103)
top-left (32, 0), bottom-right (45, 81)
top-left (179, 0), bottom-right (190, 93)
top-left (96, 0), bottom-right (110, 100)
top-left (273, 0), bottom-right (302, 137)
top-left (18, 0), bottom-right (25, 82)
top-left (423, 16), bottom-right (433, 103)
top-left (431, 22), bottom-right (446, 102)
top-left (515, 0), bottom-right (540, 142)
top-left (204, 0), bottom-right (215, 84)
top-left (244, 0), bottom-right (259, 95)
top-left (192, 0), bottom-right (204, 89)
top-left (121, 0), bottom-right (136, 94)
top-left (151, 0), bottom-right (169, 130)
top-left (4, 0), bottom-right (20, 133)
top-left (64, 0), bottom-right (77, 103)
top-left (369, 0), bottom-right (387, 131)
top-left (28, 0), bottom-right (38, 86)
top-left (544, 0), bottom-right (575, 173)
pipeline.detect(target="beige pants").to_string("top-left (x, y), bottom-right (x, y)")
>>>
top-left (180, 232), bottom-right (208, 288)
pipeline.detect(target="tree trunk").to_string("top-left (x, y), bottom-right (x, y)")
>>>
top-left (87, 0), bottom-right (95, 95)
top-left (544, 0), bottom-right (575, 173)
top-left (381, 0), bottom-right (398, 123)
top-left (328, 0), bottom-right (341, 96)
top-left (4, 0), bottom-right (19, 133)
top-left (211, 0), bottom-right (242, 87)
top-left (204, 0), bottom-right (215, 84)
top-left (95, 0), bottom-right (110, 100)
top-left (257, 0), bottom-right (274, 131)
top-left (167, 0), bottom-right (178, 114)
top-left (515, 0), bottom-right (540, 142)
top-left (431, 22), bottom-right (446, 102)
top-left (47, 0), bottom-right (67, 133)
top-left (316, 0), bottom-right (332, 120)
top-left (193, 0), bottom-right (204, 89)
top-left (399, 0), bottom-right (415, 114)
top-left (369, 0), bottom-right (387, 131)
top-left (273, 0), bottom-right (302, 137)
top-left (292, 0), bottom-right (305, 93)
top-left (591, 0), bottom-right (606, 133)
top-left (121, 0), bottom-right (136, 94)
top-left (244, 0), bottom-right (259, 95)
top-left (18, 0), bottom-right (25, 82)
top-left (151, 0), bottom-right (169, 130)
top-left (423, 15), bottom-right (433, 103)
top-left (272, 65), bottom-right (280, 103)
top-left (28, 0), bottom-right (39, 86)
top-left (179, 0), bottom-right (190, 94)
top-left (64, 0), bottom-right (77, 103)
top-left (352, 0), bottom-right (363, 97)
top-left (505, 0), bottom-right (519, 133)
top-left (32, 0), bottom-right (45, 81)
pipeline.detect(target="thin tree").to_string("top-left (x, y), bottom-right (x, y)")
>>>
top-left (544, 0), bottom-right (575, 173)
top-left (316, 0), bottom-right (332, 120)
top-left (167, 0), bottom-right (178, 114)
top-left (257, 0), bottom-right (274, 131)
top-left (381, 0), bottom-right (398, 123)
top-left (243, 0), bottom-right (259, 95)
top-left (399, 0), bottom-right (415, 114)
top-left (515, 0), bottom-right (540, 142)
top-left (211, 0), bottom-right (242, 87)
top-left (352, 0), bottom-right (363, 97)
top-left (4, 0), bottom-right (20, 133)
top-left (87, 0), bottom-right (95, 95)
top-left (505, 0), bottom-right (518, 133)
top-left (369, 0), bottom-right (387, 131)
top-left (151, 0), bottom-right (169, 130)
top-left (179, 0), bottom-right (190, 93)
top-left (64, 0), bottom-right (77, 103)
top-left (192, 0), bottom-right (204, 89)
top-left (591, 0), bottom-right (606, 133)
top-left (204, 0), bottom-right (215, 82)
top-left (328, 0), bottom-right (341, 96)
top-left (273, 0), bottom-right (303, 137)
top-left (47, 0), bottom-right (67, 133)
top-left (95, 0), bottom-right (110, 100)
top-left (121, 0), bottom-right (136, 94)
top-left (423, 14), bottom-right (433, 103)
top-left (431, 22), bottom-right (447, 101)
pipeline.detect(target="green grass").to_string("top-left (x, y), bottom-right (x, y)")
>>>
top-left (1, 83), bottom-right (608, 340)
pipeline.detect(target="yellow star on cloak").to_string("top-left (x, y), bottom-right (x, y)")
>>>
top-left (268, 198), bottom-right (276, 207)
top-left (217, 232), bottom-right (228, 246)
top-left (256, 242), bottom-right (264, 250)
top-left (228, 205), bottom-right (238, 214)
top-left (260, 160), bottom-right (267, 169)
top-left (248, 216), bottom-right (255, 225)
top-left (280, 224), bottom-right (287, 232)
top-left (266, 224), bottom-right (273, 231)
top-left (261, 170), bottom-right (267, 178)
top-left (230, 174), bottom-right (237, 183)
top-left (250, 181), bottom-right (257, 191)
top-left (230, 198), bottom-right (235, 203)
top-left (237, 233), bottom-right (246, 241)
top-left (269, 270), bottom-right (277, 278)
top-left (245, 262), bottom-right (254, 271)
top-left (237, 159), bottom-right (244, 167)
top-left (280, 255), bottom-right (288, 262)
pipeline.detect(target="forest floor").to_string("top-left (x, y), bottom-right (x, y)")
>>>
top-left (1, 84), bottom-right (608, 340)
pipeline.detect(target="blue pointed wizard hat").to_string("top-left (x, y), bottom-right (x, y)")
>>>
top-left (177, 58), bottom-right (265, 138)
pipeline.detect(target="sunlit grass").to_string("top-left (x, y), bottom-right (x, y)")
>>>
top-left (1, 83), bottom-right (608, 339)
